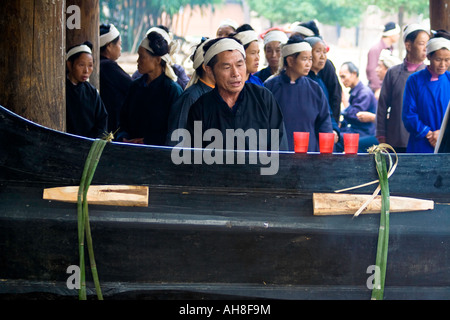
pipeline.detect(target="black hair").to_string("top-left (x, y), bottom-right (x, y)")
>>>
top-left (190, 37), bottom-right (209, 78)
top-left (202, 36), bottom-right (243, 69)
top-left (145, 31), bottom-right (169, 57)
top-left (282, 34), bottom-right (305, 66)
top-left (99, 24), bottom-right (120, 52)
top-left (404, 29), bottom-right (427, 44)
top-left (67, 41), bottom-right (93, 64)
top-left (300, 20), bottom-right (320, 37)
top-left (342, 61), bottom-right (359, 77)
top-left (384, 22), bottom-right (397, 32)
top-left (433, 29), bottom-right (450, 40)
top-left (235, 24), bottom-right (254, 33)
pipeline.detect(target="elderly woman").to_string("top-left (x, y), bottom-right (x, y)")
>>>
top-left (305, 36), bottom-right (340, 144)
top-left (232, 24), bottom-right (263, 85)
top-left (117, 31), bottom-right (183, 146)
top-left (254, 29), bottom-right (288, 83)
top-left (99, 23), bottom-right (132, 134)
top-left (290, 21), bottom-right (342, 123)
top-left (265, 35), bottom-right (333, 152)
top-left (66, 41), bottom-right (108, 138)
top-left (402, 33), bottom-right (450, 153)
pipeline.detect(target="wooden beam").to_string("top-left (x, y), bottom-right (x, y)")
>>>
top-left (429, 0), bottom-right (450, 31)
top-left (313, 193), bottom-right (434, 216)
top-left (0, 0), bottom-right (66, 131)
top-left (66, 0), bottom-right (100, 90)
top-left (43, 185), bottom-right (149, 207)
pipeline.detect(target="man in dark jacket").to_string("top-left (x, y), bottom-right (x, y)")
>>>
top-left (185, 37), bottom-right (288, 152)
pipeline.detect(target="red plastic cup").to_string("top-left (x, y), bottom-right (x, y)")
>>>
top-left (344, 133), bottom-right (359, 154)
top-left (293, 132), bottom-right (310, 153)
top-left (319, 132), bottom-right (334, 154)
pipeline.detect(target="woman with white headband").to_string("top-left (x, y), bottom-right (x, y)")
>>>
top-left (289, 21), bottom-right (342, 123)
top-left (66, 41), bottom-right (108, 139)
top-left (304, 36), bottom-right (341, 143)
top-left (254, 28), bottom-right (288, 83)
top-left (232, 24), bottom-right (263, 86)
top-left (376, 24), bottom-right (429, 153)
top-left (265, 35), bottom-right (333, 152)
top-left (132, 25), bottom-right (190, 89)
top-left (117, 31), bottom-right (183, 146)
top-left (99, 23), bottom-right (132, 134)
top-left (166, 37), bottom-right (215, 145)
top-left (402, 31), bottom-right (450, 153)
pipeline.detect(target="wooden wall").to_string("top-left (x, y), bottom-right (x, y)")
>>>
top-left (0, 1), bottom-right (66, 131)
top-left (429, 0), bottom-right (450, 32)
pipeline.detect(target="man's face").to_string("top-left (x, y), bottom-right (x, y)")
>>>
top-left (339, 64), bottom-right (358, 88)
top-left (208, 50), bottom-right (247, 95)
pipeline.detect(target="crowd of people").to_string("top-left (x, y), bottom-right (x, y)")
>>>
top-left (65, 18), bottom-right (450, 154)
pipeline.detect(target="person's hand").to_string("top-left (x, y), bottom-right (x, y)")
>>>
top-left (426, 130), bottom-right (440, 147)
top-left (377, 136), bottom-right (386, 144)
top-left (123, 137), bottom-right (145, 144)
top-left (356, 111), bottom-right (376, 123)
top-left (333, 131), bottom-right (339, 143)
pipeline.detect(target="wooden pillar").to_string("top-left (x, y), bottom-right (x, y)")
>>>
top-left (66, 0), bottom-right (100, 90)
top-left (0, 1), bottom-right (66, 131)
top-left (429, 0), bottom-right (450, 31)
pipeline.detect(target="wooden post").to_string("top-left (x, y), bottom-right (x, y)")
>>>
top-left (0, 1), bottom-right (66, 131)
top-left (66, 0), bottom-right (100, 90)
top-left (429, 0), bottom-right (450, 31)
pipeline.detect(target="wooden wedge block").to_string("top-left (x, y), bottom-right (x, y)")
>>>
top-left (313, 193), bottom-right (434, 216)
top-left (43, 185), bottom-right (149, 207)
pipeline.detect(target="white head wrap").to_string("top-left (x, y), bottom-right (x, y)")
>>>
top-left (203, 38), bottom-right (246, 67)
top-left (218, 19), bottom-right (238, 30)
top-left (66, 44), bottom-right (92, 61)
top-left (281, 42), bottom-right (312, 58)
top-left (263, 30), bottom-right (288, 45)
top-left (379, 49), bottom-right (401, 68)
top-left (139, 37), bottom-right (178, 82)
top-left (100, 24), bottom-right (120, 47)
top-left (426, 37), bottom-right (450, 55)
top-left (233, 30), bottom-right (258, 47)
top-left (291, 25), bottom-right (315, 37)
top-left (403, 23), bottom-right (428, 42)
top-left (382, 23), bottom-right (401, 37)
top-left (185, 38), bottom-right (213, 89)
